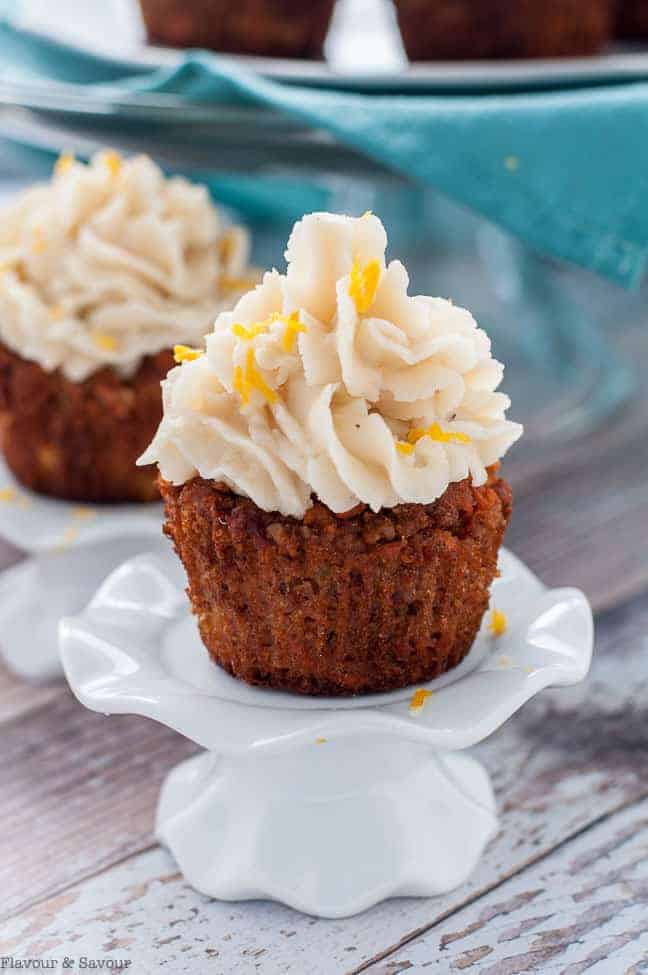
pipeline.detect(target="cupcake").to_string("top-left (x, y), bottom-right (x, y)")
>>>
top-left (395, 0), bottom-right (611, 60)
top-left (615, 1), bottom-right (648, 40)
top-left (138, 0), bottom-right (336, 58)
top-left (0, 151), bottom-right (255, 503)
top-left (140, 212), bottom-right (522, 695)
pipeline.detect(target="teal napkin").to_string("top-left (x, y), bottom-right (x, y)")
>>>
top-left (132, 55), bottom-right (648, 288)
top-left (2, 17), bottom-right (648, 287)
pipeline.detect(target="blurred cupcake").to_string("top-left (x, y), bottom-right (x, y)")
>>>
top-left (141, 212), bottom-right (522, 695)
top-left (395, 0), bottom-right (611, 60)
top-left (139, 0), bottom-right (336, 58)
top-left (0, 151), bottom-right (255, 503)
top-left (615, 1), bottom-right (648, 40)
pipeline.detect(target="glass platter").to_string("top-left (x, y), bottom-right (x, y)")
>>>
top-left (9, 0), bottom-right (648, 93)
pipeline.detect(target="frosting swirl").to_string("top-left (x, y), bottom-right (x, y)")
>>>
top-left (0, 151), bottom-right (255, 381)
top-left (141, 212), bottom-right (522, 517)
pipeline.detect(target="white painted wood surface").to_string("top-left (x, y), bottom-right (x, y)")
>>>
top-left (363, 799), bottom-right (648, 974)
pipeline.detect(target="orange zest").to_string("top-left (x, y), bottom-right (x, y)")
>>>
top-left (54, 152), bottom-right (75, 176)
top-left (231, 322), bottom-right (269, 341)
top-left (407, 422), bottom-right (471, 447)
top-left (349, 257), bottom-right (381, 315)
top-left (231, 311), bottom-right (306, 353)
top-left (103, 151), bottom-right (122, 177)
top-left (174, 344), bottom-right (203, 363)
top-left (281, 311), bottom-right (306, 352)
top-left (489, 608), bottom-right (508, 637)
top-left (93, 332), bottom-right (117, 352)
top-left (234, 348), bottom-right (276, 406)
top-left (395, 440), bottom-right (415, 456)
top-left (409, 688), bottom-right (434, 713)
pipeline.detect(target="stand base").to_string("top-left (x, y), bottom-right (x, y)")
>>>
top-left (156, 738), bottom-right (498, 918)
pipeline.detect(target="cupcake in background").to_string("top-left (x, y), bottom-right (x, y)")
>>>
top-left (0, 151), bottom-right (256, 503)
top-left (139, 0), bottom-right (337, 58)
top-left (141, 211), bottom-right (522, 696)
top-left (394, 0), bottom-right (611, 60)
top-left (615, 1), bottom-right (648, 40)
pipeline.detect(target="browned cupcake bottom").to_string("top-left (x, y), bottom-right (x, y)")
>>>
top-left (0, 342), bottom-right (172, 503)
top-left (161, 468), bottom-right (513, 696)
top-left (395, 0), bottom-right (611, 60)
top-left (139, 0), bottom-right (336, 58)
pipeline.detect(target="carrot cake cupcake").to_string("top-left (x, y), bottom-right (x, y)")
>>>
top-left (140, 212), bottom-right (522, 695)
top-left (615, 1), bottom-right (648, 40)
top-left (395, 0), bottom-right (611, 60)
top-left (0, 151), bottom-right (255, 503)
top-left (138, 0), bottom-right (336, 58)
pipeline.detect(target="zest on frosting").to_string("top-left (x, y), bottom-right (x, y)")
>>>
top-left (140, 211), bottom-right (523, 517)
top-left (0, 151), bottom-right (255, 382)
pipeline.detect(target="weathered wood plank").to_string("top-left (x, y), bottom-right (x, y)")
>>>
top-left (0, 688), bottom-right (196, 921)
top-left (0, 665), bottom-right (62, 725)
top-left (0, 540), bottom-right (66, 726)
top-left (1, 594), bottom-right (647, 973)
top-left (360, 799), bottom-right (648, 974)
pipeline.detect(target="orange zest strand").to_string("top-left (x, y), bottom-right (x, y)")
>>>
top-left (231, 311), bottom-right (306, 352)
top-left (409, 688), bottom-right (434, 712)
top-left (231, 322), bottom-right (269, 341)
top-left (233, 365), bottom-right (248, 404)
top-left (281, 311), bottom-right (306, 352)
top-left (407, 422), bottom-right (471, 446)
top-left (489, 608), bottom-right (508, 637)
top-left (93, 332), bottom-right (117, 352)
top-left (349, 257), bottom-right (381, 315)
top-left (234, 348), bottom-right (276, 406)
top-left (104, 151), bottom-right (122, 177)
top-left (395, 440), bottom-right (415, 456)
top-left (174, 345), bottom-right (203, 363)
top-left (54, 152), bottom-right (75, 176)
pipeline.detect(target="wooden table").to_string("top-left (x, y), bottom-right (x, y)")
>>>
top-left (1, 328), bottom-right (647, 973)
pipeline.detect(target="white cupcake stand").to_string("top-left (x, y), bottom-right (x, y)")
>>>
top-left (60, 547), bottom-right (592, 918)
top-left (0, 457), bottom-right (167, 681)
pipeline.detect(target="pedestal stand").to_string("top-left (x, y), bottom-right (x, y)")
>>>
top-left (0, 457), bottom-right (164, 680)
top-left (61, 548), bottom-right (592, 918)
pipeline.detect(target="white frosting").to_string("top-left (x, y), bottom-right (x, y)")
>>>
top-left (140, 212), bottom-right (523, 517)
top-left (0, 152), bottom-right (255, 381)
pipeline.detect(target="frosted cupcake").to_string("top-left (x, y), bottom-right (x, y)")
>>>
top-left (395, 0), bottom-right (611, 60)
top-left (139, 0), bottom-right (336, 58)
top-left (0, 152), bottom-right (255, 502)
top-left (141, 212), bottom-right (522, 694)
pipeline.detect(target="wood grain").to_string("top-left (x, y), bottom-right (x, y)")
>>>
top-left (2, 594), bottom-right (647, 972)
top-left (0, 688), bottom-right (196, 921)
top-left (361, 799), bottom-right (648, 974)
top-left (0, 667), bottom-right (61, 725)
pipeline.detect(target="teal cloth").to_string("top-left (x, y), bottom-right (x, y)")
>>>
top-left (3, 18), bottom-right (648, 286)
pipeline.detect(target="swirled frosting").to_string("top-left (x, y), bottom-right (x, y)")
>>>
top-left (0, 151), bottom-right (255, 381)
top-left (140, 212), bottom-right (523, 517)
